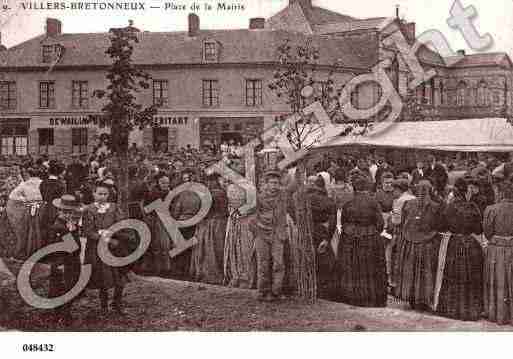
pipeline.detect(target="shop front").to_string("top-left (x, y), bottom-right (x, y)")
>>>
top-left (199, 117), bottom-right (264, 151)
top-left (0, 117), bottom-right (30, 156)
top-left (28, 114), bottom-right (106, 157)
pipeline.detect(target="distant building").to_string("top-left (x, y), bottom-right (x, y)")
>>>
top-left (0, 0), bottom-right (511, 156)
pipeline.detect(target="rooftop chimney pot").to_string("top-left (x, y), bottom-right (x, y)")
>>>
top-left (188, 13), bottom-right (200, 37)
top-left (249, 18), bottom-right (265, 30)
top-left (46, 18), bottom-right (62, 37)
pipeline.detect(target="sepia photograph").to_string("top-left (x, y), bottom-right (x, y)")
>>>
top-left (0, 0), bottom-right (513, 355)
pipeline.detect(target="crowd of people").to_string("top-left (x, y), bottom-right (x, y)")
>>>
top-left (1, 144), bottom-right (513, 328)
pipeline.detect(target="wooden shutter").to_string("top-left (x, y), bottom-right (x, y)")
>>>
top-left (143, 127), bottom-right (153, 154)
top-left (168, 128), bottom-right (177, 152)
top-left (87, 127), bottom-right (98, 154)
top-left (28, 129), bottom-right (38, 155)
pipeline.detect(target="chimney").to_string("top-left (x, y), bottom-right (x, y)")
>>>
top-left (457, 49), bottom-right (466, 56)
top-left (395, 5), bottom-right (400, 19)
top-left (45, 18), bottom-right (62, 37)
top-left (403, 22), bottom-right (416, 44)
top-left (0, 33), bottom-right (5, 51)
top-left (289, 0), bottom-right (312, 9)
top-left (249, 18), bottom-right (265, 30)
top-left (188, 13), bottom-right (200, 37)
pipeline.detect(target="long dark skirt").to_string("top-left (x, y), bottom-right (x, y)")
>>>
top-left (437, 234), bottom-right (483, 321)
top-left (335, 231), bottom-right (387, 307)
top-left (168, 226), bottom-right (196, 281)
top-left (484, 237), bottom-right (513, 325)
top-left (190, 218), bottom-right (227, 285)
top-left (394, 234), bottom-right (441, 309)
top-left (142, 213), bottom-right (172, 275)
top-left (13, 205), bottom-right (43, 260)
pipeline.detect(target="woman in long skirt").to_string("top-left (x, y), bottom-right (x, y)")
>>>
top-left (7, 167), bottom-right (44, 260)
top-left (393, 180), bottom-right (443, 311)
top-left (190, 174), bottom-right (228, 285)
top-left (142, 173), bottom-right (172, 275)
top-left (483, 180), bottom-right (513, 325)
top-left (436, 177), bottom-right (484, 321)
top-left (335, 173), bottom-right (387, 307)
top-left (224, 180), bottom-right (257, 289)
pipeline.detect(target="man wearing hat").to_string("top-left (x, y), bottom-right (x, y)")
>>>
top-left (48, 194), bottom-right (84, 325)
top-left (65, 153), bottom-right (88, 195)
top-left (254, 169), bottom-right (294, 302)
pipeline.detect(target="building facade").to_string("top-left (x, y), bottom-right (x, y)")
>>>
top-left (0, 0), bottom-right (512, 157)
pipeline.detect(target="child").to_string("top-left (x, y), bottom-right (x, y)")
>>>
top-left (83, 181), bottom-right (128, 316)
top-left (48, 194), bottom-right (83, 325)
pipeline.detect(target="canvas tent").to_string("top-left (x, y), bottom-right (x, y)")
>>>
top-left (316, 118), bottom-right (513, 152)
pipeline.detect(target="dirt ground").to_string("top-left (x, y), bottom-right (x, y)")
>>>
top-left (1, 261), bottom-right (512, 332)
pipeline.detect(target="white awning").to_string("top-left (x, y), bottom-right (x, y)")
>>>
top-left (317, 118), bottom-right (513, 152)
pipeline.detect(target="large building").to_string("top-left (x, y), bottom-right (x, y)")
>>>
top-left (0, 0), bottom-right (512, 157)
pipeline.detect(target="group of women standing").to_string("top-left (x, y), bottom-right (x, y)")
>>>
top-left (323, 168), bottom-right (513, 326)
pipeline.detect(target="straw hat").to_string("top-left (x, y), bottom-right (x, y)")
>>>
top-left (52, 194), bottom-right (83, 212)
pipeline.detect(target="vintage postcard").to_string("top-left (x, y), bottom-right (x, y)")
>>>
top-left (0, 0), bottom-right (513, 356)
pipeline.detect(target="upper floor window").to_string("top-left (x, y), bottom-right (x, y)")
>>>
top-left (456, 82), bottom-right (467, 107)
top-left (39, 81), bottom-right (56, 109)
top-left (204, 41), bottom-right (218, 62)
top-left (246, 79), bottom-right (262, 106)
top-left (72, 80), bottom-right (89, 109)
top-left (477, 81), bottom-right (489, 106)
top-left (202, 80), bottom-right (219, 107)
top-left (42, 44), bottom-right (63, 63)
top-left (0, 81), bottom-right (17, 110)
top-left (153, 80), bottom-right (168, 107)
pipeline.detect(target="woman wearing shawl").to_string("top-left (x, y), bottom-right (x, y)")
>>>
top-left (335, 173), bottom-right (387, 307)
top-left (436, 177), bottom-right (484, 321)
top-left (7, 166), bottom-right (44, 260)
top-left (483, 180), bottom-right (513, 325)
top-left (142, 173), bottom-right (172, 274)
top-left (190, 173), bottom-right (228, 284)
top-left (393, 180), bottom-right (443, 311)
top-left (224, 166), bottom-right (257, 289)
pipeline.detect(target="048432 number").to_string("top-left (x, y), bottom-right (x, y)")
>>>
top-left (22, 344), bottom-right (55, 352)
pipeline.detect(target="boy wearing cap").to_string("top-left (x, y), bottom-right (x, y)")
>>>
top-left (254, 170), bottom-right (294, 302)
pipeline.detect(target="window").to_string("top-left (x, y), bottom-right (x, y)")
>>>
top-left (72, 81), bottom-right (89, 108)
top-left (350, 84), bottom-right (359, 108)
top-left (71, 128), bottom-right (88, 154)
top-left (202, 80), bottom-right (219, 107)
top-left (1, 125), bottom-right (28, 155)
top-left (38, 128), bottom-right (54, 154)
top-left (456, 82), bottom-right (467, 106)
top-left (153, 80), bottom-right (168, 107)
top-left (0, 81), bottom-right (16, 110)
top-left (204, 41), bottom-right (217, 62)
top-left (39, 81), bottom-right (56, 108)
top-left (42, 44), bottom-right (62, 63)
top-left (477, 81), bottom-right (489, 106)
top-left (42, 45), bottom-right (54, 63)
top-left (440, 81), bottom-right (445, 105)
top-left (246, 79), bottom-right (262, 106)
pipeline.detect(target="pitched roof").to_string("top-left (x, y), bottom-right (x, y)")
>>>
top-left (444, 53), bottom-right (512, 68)
top-left (0, 29), bottom-right (377, 70)
top-left (266, 2), bottom-right (356, 34)
top-left (313, 17), bottom-right (388, 35)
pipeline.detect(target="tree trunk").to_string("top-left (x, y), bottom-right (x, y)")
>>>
top-left (290, 162), bottom-right (317, 303)
top-left (112, 121), bottom-right (130, 215)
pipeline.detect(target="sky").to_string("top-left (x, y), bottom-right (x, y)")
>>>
top-left (0, 0), bottom-right (512, 57)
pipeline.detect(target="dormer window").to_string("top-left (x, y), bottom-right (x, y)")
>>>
top-left (204, 41), bottom-right (218, 62)
top-left (42, 44), bottom-right (63, 63)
